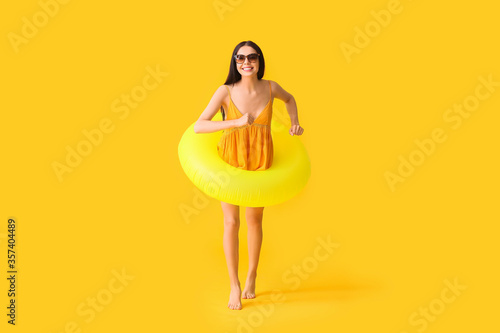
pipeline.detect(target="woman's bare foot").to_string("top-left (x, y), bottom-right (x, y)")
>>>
top-left (228, 285), bottom-right (242, 310)
top-left (242, 273), bottom-right (256, 299)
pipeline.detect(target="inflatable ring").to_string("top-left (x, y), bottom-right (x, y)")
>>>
top-left (178, 111), bottom-right (311, 207)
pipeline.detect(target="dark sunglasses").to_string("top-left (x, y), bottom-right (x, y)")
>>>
top-left (234, 53), bottom-right (260, 64)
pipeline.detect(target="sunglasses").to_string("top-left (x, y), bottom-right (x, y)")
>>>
top-left (234, 53), bottom-right (260, 64)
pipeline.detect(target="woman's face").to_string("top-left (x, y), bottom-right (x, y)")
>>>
top-left (235, 46), bottom-right (259, 77)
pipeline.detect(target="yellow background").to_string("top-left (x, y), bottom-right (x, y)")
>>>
top-left (1, 0), bottom-right (499, 332)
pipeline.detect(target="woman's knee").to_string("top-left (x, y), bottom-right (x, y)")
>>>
top-left (221, 201), bottom-right (240, 228)
top-left (246, 218), bottom-right (262, 228)
top-left (246, 207), bottom-right (264, 226)
top-left (224, 217), bottom-right (240, 229)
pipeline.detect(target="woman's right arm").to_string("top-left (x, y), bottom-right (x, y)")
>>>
top-left (194, 86), bottom-right (240, 134)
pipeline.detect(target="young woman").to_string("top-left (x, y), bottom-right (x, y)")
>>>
top-left (193, 41), bottom-right (304, 310)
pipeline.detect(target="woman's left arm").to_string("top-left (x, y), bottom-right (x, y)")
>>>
top-left (270, 81), bottom-right (304, 136)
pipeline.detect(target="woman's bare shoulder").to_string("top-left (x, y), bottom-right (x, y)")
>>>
top-left (267, 80), bottom-right (292, 102)
top-left (217, 84), bottom-right (230, 108)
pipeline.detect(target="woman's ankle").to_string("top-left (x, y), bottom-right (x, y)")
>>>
top-left (230, 282), bottom-right (241, 289)
top-left (246, 271), bottom-right (257, 279)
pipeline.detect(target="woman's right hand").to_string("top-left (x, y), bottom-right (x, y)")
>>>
top-left (236, 113), bottom-right (254, 127)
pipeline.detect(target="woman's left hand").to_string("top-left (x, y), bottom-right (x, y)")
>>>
top-left (289, 124), bottom-right (304, 136)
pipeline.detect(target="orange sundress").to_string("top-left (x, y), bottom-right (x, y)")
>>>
top-left (217, 80), bottom-right (273, 171)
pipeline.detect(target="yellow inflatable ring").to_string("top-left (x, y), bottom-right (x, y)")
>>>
top-left (178, 111), bottom-right (311, 207)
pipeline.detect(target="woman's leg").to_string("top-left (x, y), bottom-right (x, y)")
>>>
top-left (242, 206), bottom-right (264, 299)
top-left (221, 201), bottom-right (242, 310)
